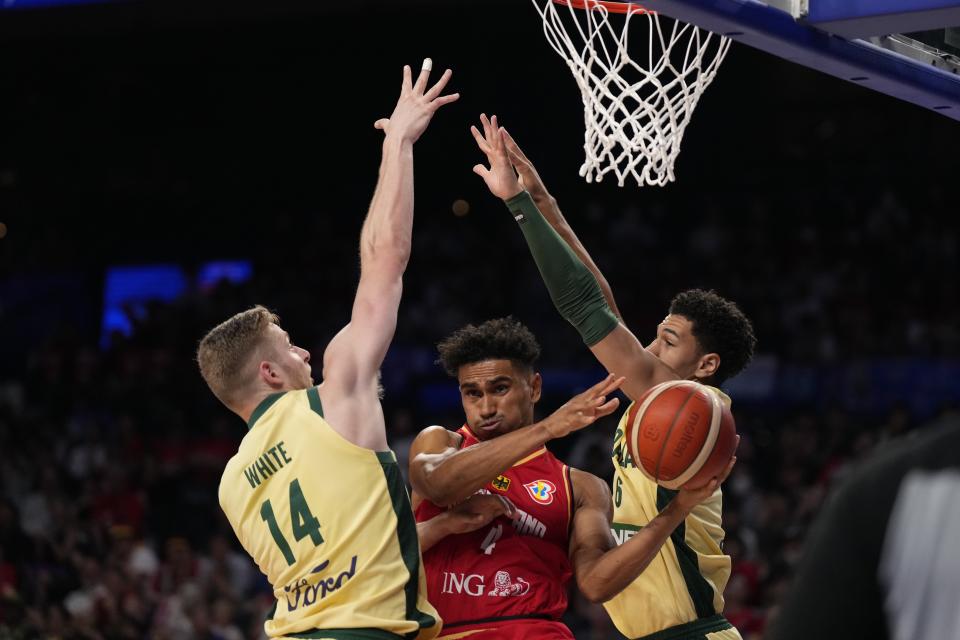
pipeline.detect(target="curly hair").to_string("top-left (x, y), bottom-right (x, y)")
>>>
top-left (437, 317), bottom-right (541, 377)
top-left (669, 289), bottom-right (757, 384)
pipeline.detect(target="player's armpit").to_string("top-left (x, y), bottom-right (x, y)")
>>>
top-left (589, 323), bottom-right (681, 402)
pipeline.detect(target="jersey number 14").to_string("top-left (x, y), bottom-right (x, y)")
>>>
top-left (260, 478), bottom-right (324, 566)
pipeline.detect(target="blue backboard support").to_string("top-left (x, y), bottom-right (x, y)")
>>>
top-left (641, 0), bottom-right (960, 120)
top-left (803, 0), bottom-right (960, 38)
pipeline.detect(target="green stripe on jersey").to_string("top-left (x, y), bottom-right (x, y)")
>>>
top-left (657, 487), bottom-right (716, 619)
top-left (379, 456), bottom-right (436, 637)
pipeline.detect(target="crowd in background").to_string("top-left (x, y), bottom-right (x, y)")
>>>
top-left (1, 185), bottom-right (958, 639)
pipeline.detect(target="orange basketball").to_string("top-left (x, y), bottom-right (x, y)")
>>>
top-left (624, 380), bottom-right (737, 490)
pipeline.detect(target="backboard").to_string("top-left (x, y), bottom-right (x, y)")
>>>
top-left (635, 0), bottom-right (960, 119)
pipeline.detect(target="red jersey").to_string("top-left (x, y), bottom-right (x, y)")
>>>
top-left (415, 425), bottom-right (575, 639)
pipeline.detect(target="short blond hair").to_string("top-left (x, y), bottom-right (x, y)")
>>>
top-left (197, 305), bottom-right (279, 407)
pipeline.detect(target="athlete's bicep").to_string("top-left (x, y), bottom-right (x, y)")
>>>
top-left (589, 323), bottom-right (680, 401)
top-left (568, 470), bottom-right (616, 569)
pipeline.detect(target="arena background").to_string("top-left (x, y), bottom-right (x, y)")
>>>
top-left (1, 0), bottom-right (958, 637)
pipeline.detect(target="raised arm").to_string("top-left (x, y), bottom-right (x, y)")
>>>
top-left (501, 128), bottom-right (623, 321)
top-left (320, 62), bottom-right (458, 449)
top-left (471, 115), bottom-right (678, 401)
top-left (409, 374), bottom-right (624, 507)
top-left (569, 456), bottom-right (736, 603)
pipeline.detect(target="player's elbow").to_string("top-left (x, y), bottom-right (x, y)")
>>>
top-left (410, 472), bottom-right (458, 508)
top-left (577, 577), bottom-right (616, 604)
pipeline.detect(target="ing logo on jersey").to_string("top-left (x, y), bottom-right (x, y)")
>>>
top-left (491, 475), bottom-right (511, 492)
top-left (524, 479), bottom-right (557, 505)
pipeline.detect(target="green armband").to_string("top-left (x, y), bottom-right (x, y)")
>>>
top-left (505, 190), bottom-right (619, 346)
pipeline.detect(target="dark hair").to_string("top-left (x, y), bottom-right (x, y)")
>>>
top-left (437, 317), bottom-right (541, 377)
top-left (669, 289), bottom-right (757, 384)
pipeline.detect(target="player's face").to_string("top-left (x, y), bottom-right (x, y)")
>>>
top-left (456, 359), bottom-right (542, 442)
top-left (645, 314), bottom-right (709, 380)
top-left (266, 324), bottom-right (315, 390)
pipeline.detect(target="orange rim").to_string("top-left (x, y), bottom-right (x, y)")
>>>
top-left (551, 0), bottom-right (652, 14)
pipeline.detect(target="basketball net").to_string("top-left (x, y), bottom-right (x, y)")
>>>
top-left (533, 0), bottom-right (731, 187)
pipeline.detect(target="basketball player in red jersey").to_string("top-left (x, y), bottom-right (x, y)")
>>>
top-left (410, 318), bottom-right (733, 639)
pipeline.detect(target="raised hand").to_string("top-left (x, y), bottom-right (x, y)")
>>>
top-left (500, 128), bottom-right (551, 203)
top-left (444, 494), bottom-right (516, 535)
top-left (470, 114), bottom-right (524, 200)
top-left (675, 438), bottom-right (740, 512)
top-left (542, 374), bottom-right (625, 439)
top-left (374, 59), bottom-right (459, 144)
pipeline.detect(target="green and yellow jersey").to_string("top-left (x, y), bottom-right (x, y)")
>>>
top-left (218, 388), bottom-right (440, 640)
top-left (604, 387), bottom-right (741, 640)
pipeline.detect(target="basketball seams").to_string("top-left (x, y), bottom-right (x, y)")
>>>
top-left (652, 387), bottom-right (699, 484)
top-left (628, 380), bottom-right (684, 483)
top-left (663, 388), bottom-right (723, 490)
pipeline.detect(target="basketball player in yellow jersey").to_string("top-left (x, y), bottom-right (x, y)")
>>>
top-left (195, 60), bottom-right (459, 640)
top-left (470, 115), bottom-right (756, 640)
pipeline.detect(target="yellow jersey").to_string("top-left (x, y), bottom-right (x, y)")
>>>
top-left (218, 388), bottom-right (440, 640)
top-left (603, 387), bottom-right (740, 640)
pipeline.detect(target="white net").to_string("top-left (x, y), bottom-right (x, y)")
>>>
top-left (533, 0), bottom-right (731, 187)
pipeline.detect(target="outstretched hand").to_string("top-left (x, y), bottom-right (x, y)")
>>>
top-left (674, 437), bottom-right (740, 512)
top-left (543, 373), bottom-right (625, 439)
top-left (470, 114), bottom-right (524, 201)
top-left (500, 128), bottom-right (551, 204)
top-left (374, 59), bottom-right (459, 144)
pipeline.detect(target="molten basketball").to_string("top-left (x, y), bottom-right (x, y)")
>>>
top-left (625, 380), bottom-right (737, 490)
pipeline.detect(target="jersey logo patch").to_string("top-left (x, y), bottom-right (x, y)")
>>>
top-left (491, 475), bottom-right (511, 492)
top-left (488, 570), bottom-right (531, 596)
top-left (524, 479), bottom-right (556, 505)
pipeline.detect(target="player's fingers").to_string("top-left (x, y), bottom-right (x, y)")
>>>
top-left (424, 68), bottom-right (452, 101)
top-left (491, 115), bottom-right (504, 150)
top-left (480, 113), bottom-right (493, 142)
top-left (402, 65), bottom-right (412, 92)
top-left (594, 374), bottom-right (626, 397)
top-left (595, 397), bottom-right (621, 417)
top-left (472, 164), bottom-right (490, 178)
top-left (470, 126), bottom-right (492, 154)
top-left (413, 58), bottom-right (432, 94)
top-left (717, 456), bottom-right (737, 484)
top-left (501, 127), bottom-right (531, 164)
top-left (373, 118), bottom-right (389, 130)
top-left (430, 93), bottom-right (460, 109)
top-left (587, 372), bottom-right (617, 394)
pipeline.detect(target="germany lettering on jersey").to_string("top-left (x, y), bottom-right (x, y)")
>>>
top-left (415, 425), bottom-right (575, 633)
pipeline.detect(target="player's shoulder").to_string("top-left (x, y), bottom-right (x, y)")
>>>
top-left (568, 467), bottom-right (611, 507)
top-left (411, 424), bottom-right (463, 450)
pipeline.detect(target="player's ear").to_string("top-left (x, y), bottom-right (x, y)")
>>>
top-left (694, 353), bottom-right (720, 381)
top-left (530, 372), bottom-right (543, 403)
top-left (259, 360), bottom-right (284, 388)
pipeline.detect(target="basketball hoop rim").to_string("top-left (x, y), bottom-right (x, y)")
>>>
top-left (551, 0), bottom-right (652, 15)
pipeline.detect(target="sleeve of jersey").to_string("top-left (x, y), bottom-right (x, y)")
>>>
top-left (505, 190), bottom-right (619, 347)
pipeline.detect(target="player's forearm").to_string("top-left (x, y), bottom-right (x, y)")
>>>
top-left (506, 190), bottom-right (619, 346)
top-left (416, 513), bottom-right (453, 553)
top-left (530, 193), bottom-right (623, 321)
top-left (414, 421), bottom-right (555, 507)
top-left (578, 501), bottom-right (689, 603)
top-left (359, 136), bottom-right (415, 276)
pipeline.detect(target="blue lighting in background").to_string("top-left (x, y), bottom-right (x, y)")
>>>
top-left (1, 0), bottom-right (111, 9)
top-left (101, 261), bottom-right (252, 347)
top-left (197, 261), bottom-right (254, 292)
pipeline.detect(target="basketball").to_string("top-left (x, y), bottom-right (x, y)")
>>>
top-left (625, 380), bottom-right (737, 490)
